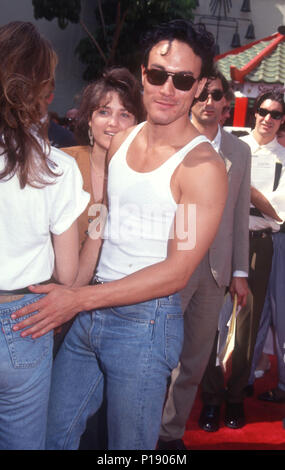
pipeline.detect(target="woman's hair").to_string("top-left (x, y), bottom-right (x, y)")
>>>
top-left (0, 21), bottom-right (58, 188)
top-left (75, 67), bottom-right (145, 145)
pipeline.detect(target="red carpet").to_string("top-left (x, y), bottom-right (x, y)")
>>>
top-left (183, 355), bottom-right (285, 450)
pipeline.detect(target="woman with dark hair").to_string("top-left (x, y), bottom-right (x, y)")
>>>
top-left (0, 22), bottom-right (89, 449)
top-left (62, 67), bottom-right (145, 246)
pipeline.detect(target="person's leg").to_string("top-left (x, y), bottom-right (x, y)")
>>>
top-left (247, 289), bottom-right (271, 386)
top-left (98, 295), bottom-right (184, 450)
top-left (226, 290), bottom-right (254, 401)
top-left (0, 295), bottom-right (53, 450)
top-left (267, 233), bottom-right (285, 393)
top-left (246, 236), bottom-right (273, 363)
top-left (46, 311), bottom-right (104, 450)
top-left (79, 401), bottom-right (108, 450)
top-left (201, 330), bottom-right (225, 405)
top-left (159, 255), bottom-right (225, 442)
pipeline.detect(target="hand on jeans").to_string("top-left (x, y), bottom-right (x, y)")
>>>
top-left (11, 284), bottom-right (82, 339)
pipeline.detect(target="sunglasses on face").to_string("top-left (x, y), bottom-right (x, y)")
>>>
top-left (256, 107), bottom-right (284, 120)
top-left (198, 89), bottom-right (224, 102)
top-left (145, 68), bottom-right (197, 91)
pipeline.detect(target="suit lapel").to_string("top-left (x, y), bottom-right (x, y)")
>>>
top-left (219, 149), bottom-right (232, 173)
top-left (219, 129), bottom-right (233, 173)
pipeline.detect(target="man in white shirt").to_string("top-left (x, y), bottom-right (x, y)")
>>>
top-left (158, 70), bottom-right (251, 447)
top-left (241, 91), bottom-right (285, 404)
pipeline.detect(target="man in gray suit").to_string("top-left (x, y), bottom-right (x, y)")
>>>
top-left (158, 70), bottom-right (251, 449)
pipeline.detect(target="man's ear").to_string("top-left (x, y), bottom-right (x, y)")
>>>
top-left (195, 77), bottom-right (207, 99)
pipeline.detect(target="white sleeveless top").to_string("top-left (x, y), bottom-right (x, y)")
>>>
top-left (96, 122), bottom-right (210, 282)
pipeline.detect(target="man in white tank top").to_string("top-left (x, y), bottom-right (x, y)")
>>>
top-left (13, 20), bottom-right (228, 450)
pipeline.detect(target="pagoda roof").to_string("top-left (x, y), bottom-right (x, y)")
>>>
top-left (215, 30), bottom-right (285, 84)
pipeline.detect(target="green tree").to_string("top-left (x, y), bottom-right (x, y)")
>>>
top-left (32, 0), bottom-right (196, 80)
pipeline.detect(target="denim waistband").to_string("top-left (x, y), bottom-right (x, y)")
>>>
top-left (0, 294), bottom-right (44, 314)
top-left (93, 275), bottom-right (181, 306)
top-left (158, 292), bottom-right (181, 305)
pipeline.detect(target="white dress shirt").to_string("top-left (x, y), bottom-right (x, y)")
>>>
top-left (240, 132), bottom-right (285, 232)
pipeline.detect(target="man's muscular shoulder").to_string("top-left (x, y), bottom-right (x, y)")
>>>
top-left (183, 139), bottom-right (224, 170)
top-left (174, 139), bottom-right (227, 204)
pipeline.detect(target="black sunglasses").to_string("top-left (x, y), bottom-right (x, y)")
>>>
top-left (145, 68), bottom-right (197, 91)
top-left (198, 89), bottom-right (224, 102)
top-left (256, 107), bottom-right (284, 120)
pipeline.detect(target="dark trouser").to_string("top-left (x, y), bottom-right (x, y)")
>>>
top-left (201, 234), bottom-right (273, 405)
top-left (159, 253), bottom-right (226, 441)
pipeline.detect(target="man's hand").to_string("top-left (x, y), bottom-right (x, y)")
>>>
top-left (229, 277), bottom-right (248, 307)
top-left (11, 283), bottom-right (82, 339)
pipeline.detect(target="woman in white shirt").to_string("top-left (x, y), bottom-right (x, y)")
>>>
top-left (0, 21), bottom-right (89, 450)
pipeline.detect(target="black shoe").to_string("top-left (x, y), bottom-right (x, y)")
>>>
top-left (258, 388), bottom-right (285, 403)
top-left (198, 405), bottom-right (220, 432)
top-left (157, 438), bottom-right (187, 450)
top-left (224, 402), bottom-right (245, 429)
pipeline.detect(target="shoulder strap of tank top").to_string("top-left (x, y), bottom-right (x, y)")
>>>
top-left (176, 135), bottom-right (211, 161)
top-left (119, 121), bottom-right (146, 152)
top-left (160, 134), bottom-right (211, 176)
top-left (109, 122), bottom-right (146, 168)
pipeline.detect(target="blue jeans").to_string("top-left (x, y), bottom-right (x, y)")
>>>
top-left (0, 294), bottom-right (53, 450)
top-left (46, 294), bottom-right (183, 450)
top-left (249, 232), bottom-right (285, 390)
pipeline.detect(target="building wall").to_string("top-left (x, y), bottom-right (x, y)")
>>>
top-left (193, 0), bottom-right (285, 55)
top-left (0, 0), bottom-right (94, 116)
top-left (2, 0), bottom-right (285, 116)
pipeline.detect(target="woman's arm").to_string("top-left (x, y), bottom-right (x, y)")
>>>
top-left (52, 221), bottom-right (79, 286)
top-left (73, 235), bottom-right (103, 287)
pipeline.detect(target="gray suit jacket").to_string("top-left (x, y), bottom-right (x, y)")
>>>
top-left (209, 128), bottom-right (251, 287)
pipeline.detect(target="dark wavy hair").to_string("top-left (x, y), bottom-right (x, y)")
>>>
top-left (75, 67), bottom-right (145, 145)
top-left (193, 68), bottom-right (231, 105)
top-left (0, 21), bottom-right (58, 188)
top-left (140, 19), bottom-right (215, 79)
top-left (253, 89), bottom-right (285, 115)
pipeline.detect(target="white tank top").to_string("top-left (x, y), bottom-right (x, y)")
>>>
top-left (96, 122), bottom-right (210, 281)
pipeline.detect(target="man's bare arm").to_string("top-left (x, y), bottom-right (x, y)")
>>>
top-left (11, 144), bottom-right (227, 337)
